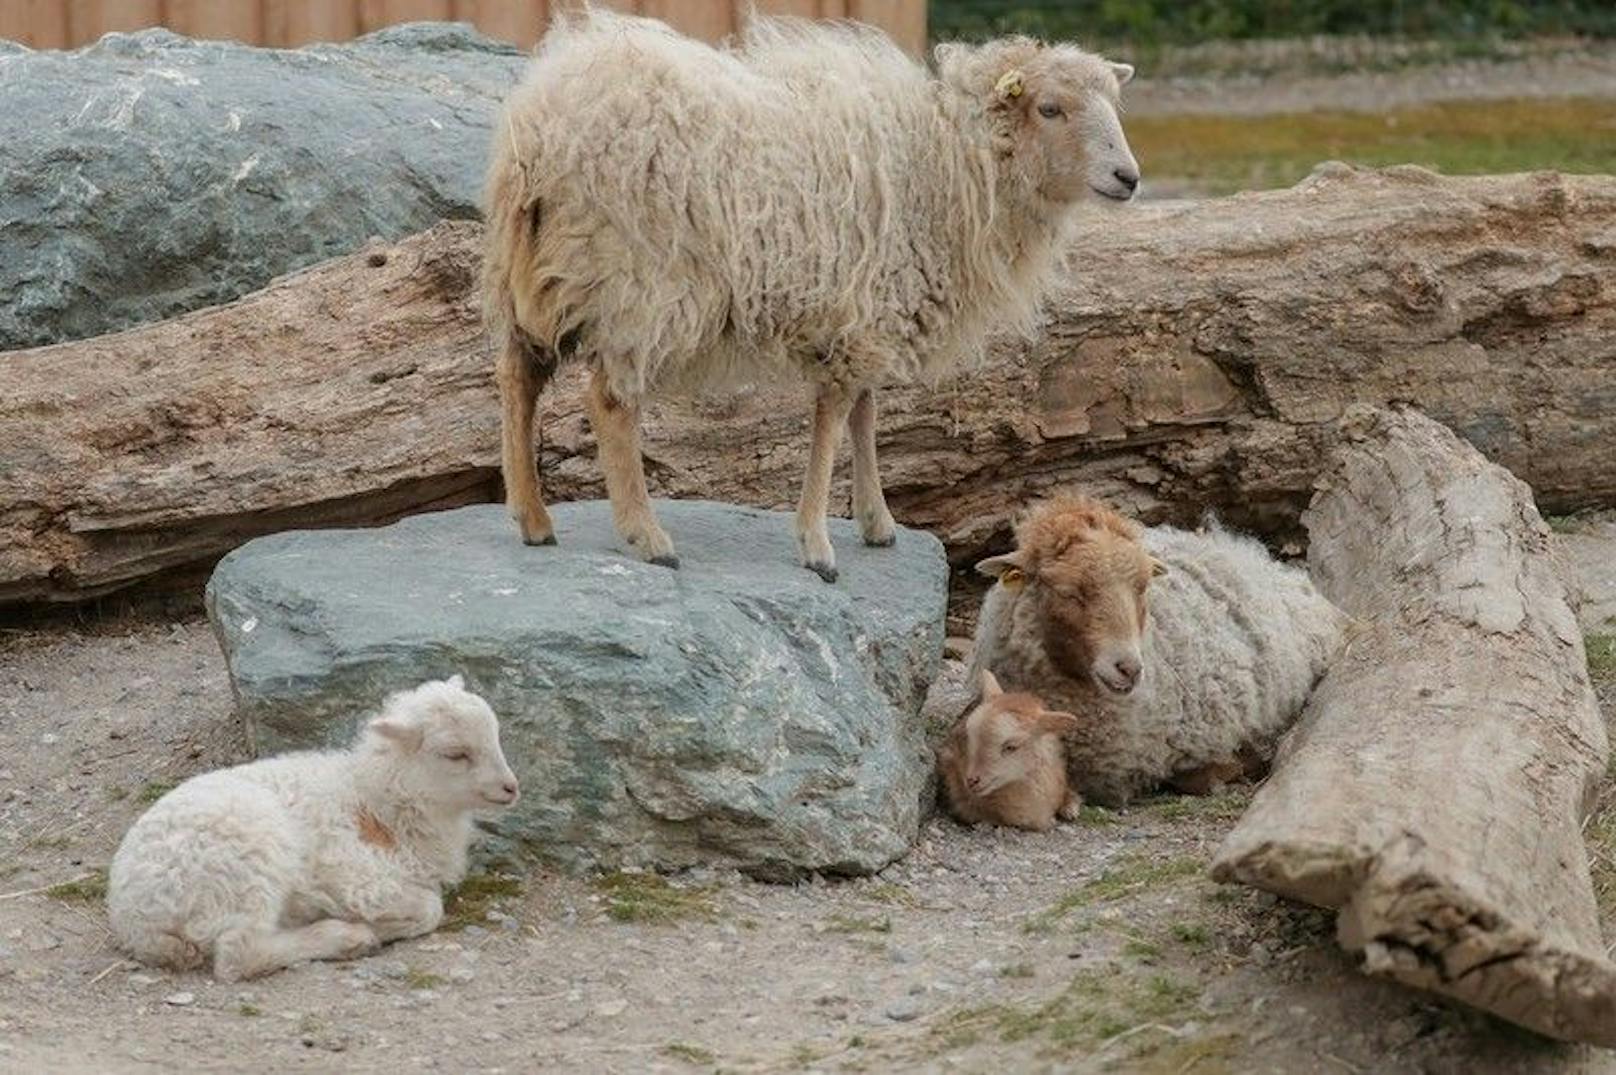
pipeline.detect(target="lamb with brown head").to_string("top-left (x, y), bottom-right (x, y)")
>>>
top-left (937, 669), bottom-right (1083, 832)
top-left (968, 494), bottom-right (1347, 807)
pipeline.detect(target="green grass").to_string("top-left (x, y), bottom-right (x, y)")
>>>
top-left (825, 913), bottom-right (893, 935)
top-left (1171, 922), bottom-right (1214, 949)
top-left (237, 1003), bottom-right (263, 1017)
top-left (1139, 791), bottom-right (1250, 823)
top-left (1024, 856), bottom-right (1205, 934)
top-left (1073, 804), bottom-right (1121, 827)
top-left (1131, 97), bottom-right (1616, 195)
top-left (403, 967), bottom-right (443, 990)
top-left (594, 871), bottom-right (717, 925)
top-left (861, 883), bottom-right (919, 907)
top-left (137, 780), bottom-right (178, 805)
top-left (441, 872), bottom-right (523, 931)
top-left (1587, 634), bottom-right (1616, 686)
top-left (660, 1042), bottom-right (717, 1065)
top-left (999, 962), bottom-right (1036, 979)
top-left (45, 870), bottom-right (107, 904)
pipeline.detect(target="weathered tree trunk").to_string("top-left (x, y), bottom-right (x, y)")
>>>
top-left (1213, 406), bottom-right (1615, 1046)
top-left (3, 166), bottom-right (1614, 608)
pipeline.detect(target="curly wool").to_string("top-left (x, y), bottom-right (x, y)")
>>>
top-left (484, 10), bottom-right (1097, 401)
top-left (971, 515), bottom-right (1350, 806)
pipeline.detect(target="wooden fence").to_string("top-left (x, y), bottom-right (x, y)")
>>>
top-left (0, 1), bottom-right (926, 52)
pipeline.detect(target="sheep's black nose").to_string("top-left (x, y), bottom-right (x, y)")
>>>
top-left (1113, 168), bottom-right (1139, 192)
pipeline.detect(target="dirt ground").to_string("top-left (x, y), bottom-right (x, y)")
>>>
top-left (3, 525), bottom-right (1613, 1075)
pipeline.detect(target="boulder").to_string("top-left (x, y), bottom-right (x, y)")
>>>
top-left (0, 23), bottom-right (525, 351)
top-left (206, 500), bottom-right (948, 878)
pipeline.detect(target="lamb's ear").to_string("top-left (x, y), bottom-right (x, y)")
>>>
top-left (369, 713), bottom-right (424, 752)
top-left (1108, 61), bottom-right (1135, 86)
top-left (1034, 710), bottom-right (1082, 736)
top-left (1149, 557), bottom-right (1169, 578)
top-left (446, 674), bottom-right (465, 691)
top-left (977, 668), bottom-right (1004, 699)
top-left (976, 552), bottom-right (1027, 588)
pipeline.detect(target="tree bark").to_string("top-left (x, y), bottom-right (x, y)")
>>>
top-left (1212, 406), bottom-right (1615, 1046)
top-left (3, 165), bottom-right (1614, 609)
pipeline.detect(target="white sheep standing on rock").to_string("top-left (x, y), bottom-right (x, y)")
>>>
top-left (969, 495), bottom-right (1348, 806)
top-left (106, 676), bottom-right (519, 980)
top-left (484, 9), bottom-right (1140, 581)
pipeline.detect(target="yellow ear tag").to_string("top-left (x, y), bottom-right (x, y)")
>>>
top-left (994, 70), bottom-right (1025, 100)
top-left (1001, 566), bottom-right (1026, 591)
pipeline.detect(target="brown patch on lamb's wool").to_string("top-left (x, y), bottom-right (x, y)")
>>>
top-left (1014, 494), bottom-right (1141, 575)
top-left (356, 808), bottom-right (397, 851)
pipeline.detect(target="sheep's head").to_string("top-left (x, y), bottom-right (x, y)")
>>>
top-left (364, 675), bottom-right (520, 812)
top-left (957, 669), bottom-right (1079, 797)
top-left (977, 495), bottom-right (1167, 698)
top-left (936, 36), bottom-right (1140, 206)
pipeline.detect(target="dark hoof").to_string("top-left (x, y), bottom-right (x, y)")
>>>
top-left (805, 560), bottom-right (839, 584)
top-left (523, 533), bottom-right (557, 547)
top-left (649, 554), bottom-right (680, 570)
top-left (863, 533), bottom-right (897, 548)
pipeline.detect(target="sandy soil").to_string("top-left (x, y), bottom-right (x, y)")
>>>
top-left (2, 599), bottom-right (1613, 1074)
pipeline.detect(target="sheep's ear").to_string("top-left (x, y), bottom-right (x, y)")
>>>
top-left (1034, 710), bottom-right (1081, 736)
top-left (975, 551), bottom-right (1027, 581)
top-left (977, 668), bottom-right (1004, 699)
top-left (1149, 557), bottom-right (1169, 578)
top-left (446, 674), bottom-right (465, 691)
top-left (993, 68), bottom-right (1027, 103)
top-left (370, 714), bottom-right (424, 752)
top-left (1108, 61), bottom-right (1135, 86)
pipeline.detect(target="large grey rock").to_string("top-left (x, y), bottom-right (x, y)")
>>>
top-left (206, 500), bottom-right (948, 878)
top-left (0, 23), bottom-right (525, 351)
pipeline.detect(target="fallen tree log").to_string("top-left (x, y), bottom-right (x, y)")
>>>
top-left (3, 165), bottom-right (1615, 608)
top-left (1213, 406), bottom-right (1615, 1046)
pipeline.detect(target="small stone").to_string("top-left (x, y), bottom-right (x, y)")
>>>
top-left (164, 992), bottom-right (195, 1006)
top-left (887, 946), bottom-right (914, 965)
top-left (491, 996), bottom-right (515, 1009)
top-left (129, 973), bottom-right (159, 987)
top-left (461, 925), bottom-right (488, 940)
top-left (594, 998), bottom-right (627, 1018)
top-left (26, 934), bottom-right (61, 953)
top-left (885, 997), bottom-right (923, 1023)
top-left (448, 968), bottom-right (475, 984)
top-left (378, 960), bottom-right (408, 979)
top-left (969, 958), bottom-right (993, 975)
top-left (41, 733), bottom-right (59, 746)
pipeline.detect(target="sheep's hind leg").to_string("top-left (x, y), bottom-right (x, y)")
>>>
top-left (850, 387), bottom-right (896, 548)
top-left (213, 919), bottom-right (378, 981)
top-left (586, 370), bottom-right (677, 568)
top-left (498, 333), bottom-right (558, 546)
top-left (796, 384), bottom-right (856, 583)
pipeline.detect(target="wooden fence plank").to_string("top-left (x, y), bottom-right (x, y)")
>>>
top-left (164, 0), bottom-right (263, 43)
top-left (68, 0), bottom-right (162, 41)
top-left (0, 0), bottom-right (70, 47)
top-left (848, 0), bottom-right (925, 53)
top-left (264, 0), bottom-right (360, 45)
top-left (360, 0), bottom-right (453, 34)
top-left (642, 0), bottom-right (729, 40)
top-left (454, 0), bottom-right (547, 48)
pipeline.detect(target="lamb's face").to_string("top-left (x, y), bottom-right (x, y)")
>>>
top-left (960, 670), bottom-right (1078, 797)
top-left (367, 676), bottom-right (520, 813)
top-left (1006, 49), bottom-right (1141, 206)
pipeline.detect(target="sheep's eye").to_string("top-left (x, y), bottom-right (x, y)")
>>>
top-left (1037, 102), bottom-right (1063, 119)
top-left (441, 750), bottom-right (471, 763)
top-left (1002, 740), bottom-right (1023, 754)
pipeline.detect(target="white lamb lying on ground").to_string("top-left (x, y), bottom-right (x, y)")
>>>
top-left (107, 676), bottom-right (519, 980)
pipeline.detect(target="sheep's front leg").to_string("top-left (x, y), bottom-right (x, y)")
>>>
top-left (797, 383), bottom-right (855, 582)
top-left (850, 387), bottom-right (897, 548)
top-left (368, 885), bottom-right (444, 944)
top-left (586, 369), bottom-right (678, 568)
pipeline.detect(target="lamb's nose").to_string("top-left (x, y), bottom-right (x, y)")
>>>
top-left (1114, 655), bottom-right (1141, 686)
top-left (502, 779), bottom-right (519, 798)
top-left (1113, 167), bottom-right (1139, 192)
top-left (966, 775), bottom-right (982, 791)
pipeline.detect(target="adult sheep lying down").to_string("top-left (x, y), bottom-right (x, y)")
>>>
top-left (484, 10), bottom-right (1140, 581)
top-left (969, 495), bottom-right (1348, 807)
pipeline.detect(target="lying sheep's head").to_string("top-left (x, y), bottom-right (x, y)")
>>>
top-left (977, 496), bottom-right (1167, 698)
top-left (365, 675), bottom-right (520, 812)
top-left (937, 37), bottom-right (1140, 205)
top-left (958, 669), bottom-right (1079, 797)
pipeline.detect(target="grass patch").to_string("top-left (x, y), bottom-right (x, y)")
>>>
top-left (441, 872), bottom-right (523, 931)
top-left (403, 967), bottom-right (443, 990)
top-left (1073, 804), bottom-right (1120, 827)
top-left (999, 962), bottom-right (1036, 979)
top-left (1587, 634), bottom-right (1616, 687)
top-left (660, 1042), bottom-right (716, 1065)
top-left (137, 780), bottom-right (178, 805)
top-left (1171, 922), bottom-right (1214, 949)
top-left (825, 913), bottom-right (893, 935)
top-left (1140, 791), bottom-right (1250, 824)
top-left (1131, 97), bottom-right (1616, 195)
top-left (1121, 935), bottom-right (1163, 962)
top-left (861, 882), bottom-right (918, 907)
top-left (237, 1003), bottom-right (263, 1017)
top-left (45, 869), bottom-right (107, 904)
top-left (931, 969), bottom-right (1205, 1058)
top-left (595, 871), bottom-right (717, 925)
top-left (1025, 856), bottom-right (1205, 934)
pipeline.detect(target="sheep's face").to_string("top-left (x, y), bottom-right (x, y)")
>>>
top-left (366, 675), bottom-right (520, 812)
top-left (977, 45), bottom-right (1140, 206)
top-left (959, 670), bottom-right (1079, 797)
top-left (977, 516), bottom-right (1167, 698)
